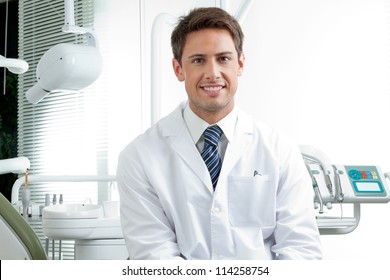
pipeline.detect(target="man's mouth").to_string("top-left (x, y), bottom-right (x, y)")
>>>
top-left (202, 86), bottom-right (224, 92)
top-left (200, 84), bottom-right (226, 95)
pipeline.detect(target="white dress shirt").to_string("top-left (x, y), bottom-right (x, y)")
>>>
top-left (183, 103), bottom-right (236, 162)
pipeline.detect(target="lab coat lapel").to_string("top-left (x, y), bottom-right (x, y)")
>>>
top-left (220, 110), bottom-right (254, 178)
top-left (159, 104), bottom-right (212, 192)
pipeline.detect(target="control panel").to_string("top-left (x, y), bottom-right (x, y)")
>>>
top-left (345, 166), bottom-right (387, 197)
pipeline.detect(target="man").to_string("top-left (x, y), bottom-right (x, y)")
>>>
top-left (117, 7), bottom-right (322, 260)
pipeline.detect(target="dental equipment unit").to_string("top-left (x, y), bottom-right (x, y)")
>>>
top-left (2, 165), bottom-right (125, 259)
top-left (300, 146), bottom-right (390, 235)
top-left (10, 174), bottom-right (127, 260)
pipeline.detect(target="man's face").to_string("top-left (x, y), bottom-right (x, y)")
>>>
top-left (172, 28), bottom-right (245, 123)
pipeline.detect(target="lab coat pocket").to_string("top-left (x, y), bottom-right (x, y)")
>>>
top-left (228, 175), bottom-right (276, 228)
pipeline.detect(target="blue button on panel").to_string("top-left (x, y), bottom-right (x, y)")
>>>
top-left (348, 169), bottom-right (362, 180)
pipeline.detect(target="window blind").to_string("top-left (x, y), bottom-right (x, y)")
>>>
top-left (17, 0), bottom-right (108, 259)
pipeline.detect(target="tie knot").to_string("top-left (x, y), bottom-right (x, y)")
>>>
top-left (204, 125), bottom-right (223, 147)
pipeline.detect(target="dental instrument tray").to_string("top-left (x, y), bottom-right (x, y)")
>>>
top-left (309, 164), bottom-right (390, 204)
top-left (306, 162), bottom-right (390, 235)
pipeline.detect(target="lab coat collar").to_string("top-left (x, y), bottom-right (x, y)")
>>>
top-left (159, 103), bottom-right (211, 190)
top-left (183, 102), bottom-right (237, 145)
top-left (219, 107), bottom-right (254, 180)
top-left (158, 102), bottom-right (254, 193)
top-left (160, 102), bottom-right (253, 137)
top-left (159, 102), bottom-right (188, 137)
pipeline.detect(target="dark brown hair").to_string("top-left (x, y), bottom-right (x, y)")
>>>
top-left (171, 7), bottom-right (244, 65)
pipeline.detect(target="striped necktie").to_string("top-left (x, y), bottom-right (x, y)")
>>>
top-left (201, 125), bottom-right (223, 190)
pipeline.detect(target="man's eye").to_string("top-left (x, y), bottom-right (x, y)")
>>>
top-left (193, 58), bottom-right (203, 64)
top-left (219, 56), bottom-right (230, 62)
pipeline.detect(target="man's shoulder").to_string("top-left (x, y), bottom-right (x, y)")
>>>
top-left (120, 104), bottom-right (184, 153)
top-left (237, 108), bottom-right (295, 152)
top-left (237, 108), bottom-right (276, 137)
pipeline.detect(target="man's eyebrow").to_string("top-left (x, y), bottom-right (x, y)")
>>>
top-left (187, 52), bottom-right (234, 59)
top-left (216, 51), bottom-right (234, 56)
top-left (187, 53), bottom-right (206, 59)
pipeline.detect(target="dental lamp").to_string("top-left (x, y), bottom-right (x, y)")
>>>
top-left (25, 0), bottom-right (102, 104)
top-left (0, 55), bottom-right (29, 74)
top-left (25, 43), bottom-right (102, 104)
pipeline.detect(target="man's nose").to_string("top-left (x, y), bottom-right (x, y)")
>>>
top-left (204, 60), bottom-right (221, 80)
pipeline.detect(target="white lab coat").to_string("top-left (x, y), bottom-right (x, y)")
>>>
top-left (117, 102), bottom-right (322, 260)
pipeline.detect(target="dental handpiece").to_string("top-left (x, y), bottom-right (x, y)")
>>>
top-left (306, 164), bottom-right (324, 214)
top-left (324, 173), bottom-right (334, 197)
top-left (333, 165), bottom-right (344, 203)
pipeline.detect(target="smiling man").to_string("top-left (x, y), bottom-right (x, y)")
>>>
top-left (117, 7), bottom-right (322, 260)
top-left (172, 27), bottom-right (243, 124)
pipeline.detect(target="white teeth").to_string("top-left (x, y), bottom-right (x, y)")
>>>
top-left (203, 86), bottom-right (222, 91)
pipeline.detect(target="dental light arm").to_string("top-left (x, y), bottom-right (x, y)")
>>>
top-left (62, 0), bottom-right (98, 48)
top-left (0, 157), bottom-right (30, 175)
top-left (0, 55), bottom-right (29, 74)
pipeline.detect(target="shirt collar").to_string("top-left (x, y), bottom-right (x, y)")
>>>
top-left (183, 103), bottom-right (237, 144)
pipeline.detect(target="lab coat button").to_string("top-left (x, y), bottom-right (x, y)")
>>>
top-left (214, 206), bottom-right (221, 213)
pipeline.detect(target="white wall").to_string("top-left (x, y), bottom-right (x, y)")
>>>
top-left (105, 0), bottom-right (390, 259)
top-left (237, 0), bottom-right (390, 259)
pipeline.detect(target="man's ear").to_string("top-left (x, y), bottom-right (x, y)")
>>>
top-left (237, 52), bottom-right (245, 76)
top-left (172, 58), bottom-right (185, 81)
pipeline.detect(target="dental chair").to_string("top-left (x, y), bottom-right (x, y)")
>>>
top-left (0, 192), bottom-right (47, 260)
top-left (0, 157), bottom-right (46, 260)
